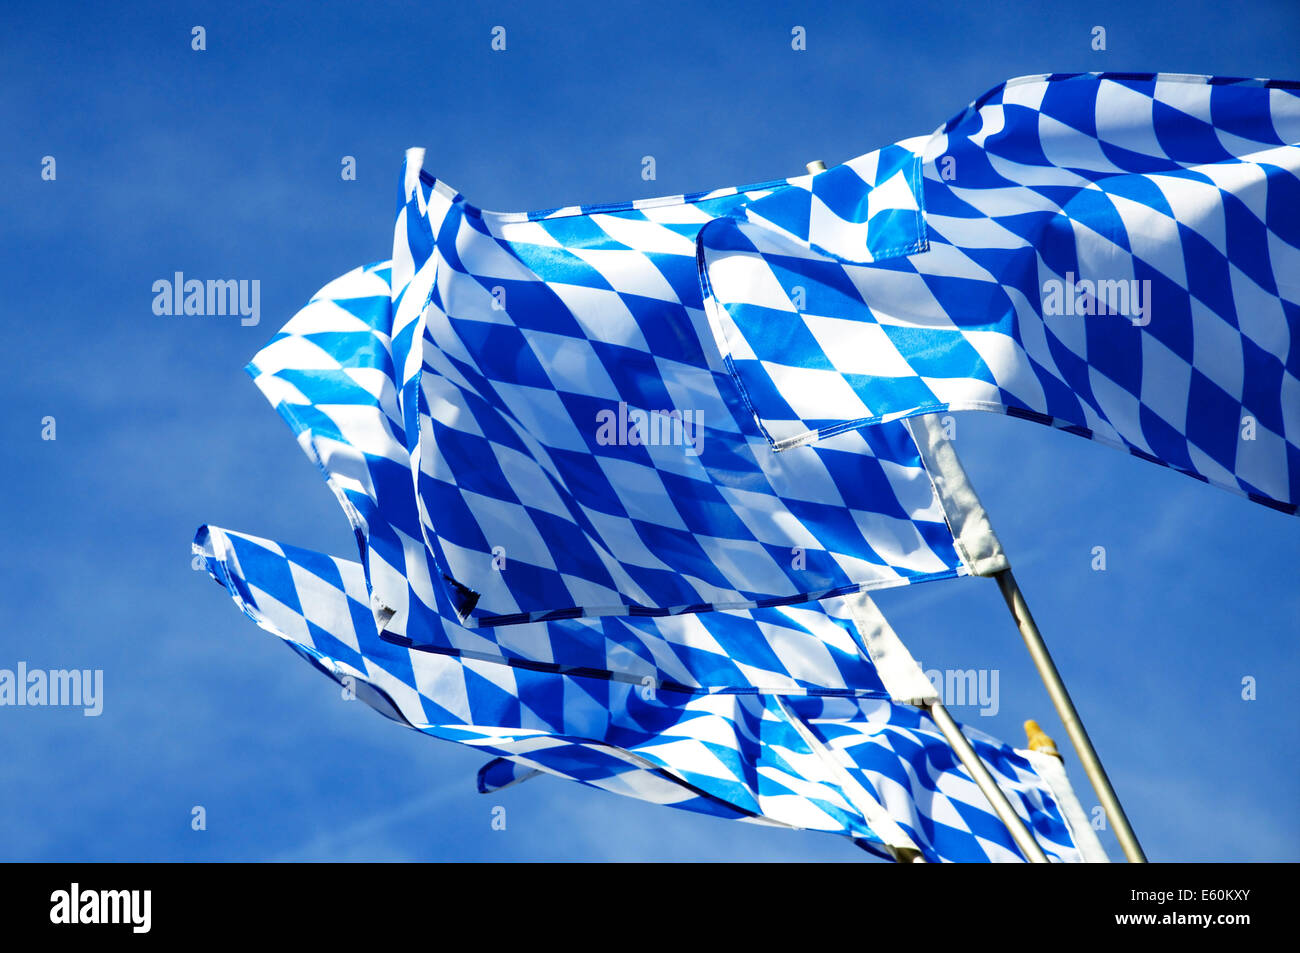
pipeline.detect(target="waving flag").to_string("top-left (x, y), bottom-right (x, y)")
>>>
top-left (386, 151), bottom-right (971, 627)
top-left (701, 73), bottom-right (1300, 512)
top-left (194, 523), bottom-right (1103, 862)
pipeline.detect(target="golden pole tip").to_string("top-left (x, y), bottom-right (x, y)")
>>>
top-left (1024, 719), bottom-right (1062, 760)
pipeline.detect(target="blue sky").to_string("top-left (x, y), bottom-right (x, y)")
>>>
top-left (1, 0), bottom-right (1297, 861)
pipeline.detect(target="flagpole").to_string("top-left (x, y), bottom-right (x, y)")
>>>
top-left (993, 569), bottom-right (1148, 863)
top-left (923, 700), bottom-right (1049, 862)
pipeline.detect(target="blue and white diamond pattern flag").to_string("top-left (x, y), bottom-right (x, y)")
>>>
top-left (701, 72), bottom-right (1300, 512)
top-left (194, 523), bottom-right (1104, 862)
top-left (387, 151), bottom-right (970, 627)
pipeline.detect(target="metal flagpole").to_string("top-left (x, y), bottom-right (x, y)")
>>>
top-left (902, 412), bottom-right (1147, 862)
top-left (994, 569), bottom-right (1148, 863)
top-left (925, 700), bottom-right (1050, 863)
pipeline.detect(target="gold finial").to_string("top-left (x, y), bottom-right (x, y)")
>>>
top-left (1024, 719), bottom-right (1062, 760)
